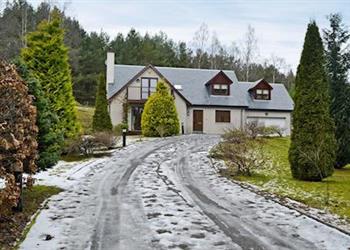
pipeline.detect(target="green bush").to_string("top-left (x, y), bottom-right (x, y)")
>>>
top-left (113, 123), bottom-right (128, 136)
top-left (289, 21), bottom-right (336, 181)
top-left (141, 80), bottom-right (180, 137)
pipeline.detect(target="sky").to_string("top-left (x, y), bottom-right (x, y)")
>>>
top-left (24, 0), bottom-right (350, 72)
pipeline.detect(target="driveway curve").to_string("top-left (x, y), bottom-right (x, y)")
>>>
top-left (21, 135), bottom-right (350, 250)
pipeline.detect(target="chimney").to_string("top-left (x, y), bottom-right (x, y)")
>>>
top-left (106, 52), bottom-right (115, 89)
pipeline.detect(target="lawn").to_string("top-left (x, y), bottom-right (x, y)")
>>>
top-left (0, 185), bottom-right (62, 249)
top-left (76, 105), bottom-right (94, 134)
top-left (235, 137), bottom-right (350, 220)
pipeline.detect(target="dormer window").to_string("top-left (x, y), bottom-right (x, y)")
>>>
top-left (205, 71), bottom-right (233, 96)
top-left (249, 79), bottom-right (273, 100)
top-left (256, 89), bottom-right (270, 100)
top-left (212, 84), bottom-right (229, 95)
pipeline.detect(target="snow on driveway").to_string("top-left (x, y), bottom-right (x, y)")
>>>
top-left (20, 135), bottom-right (350, 250)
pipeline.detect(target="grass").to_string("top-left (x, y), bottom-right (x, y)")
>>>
top-left (234, 137), bottom-right (350, 220)
top-left (76, 105), bottom-right (94, 134)
top-left (0, 185), bottom-right (62, 249)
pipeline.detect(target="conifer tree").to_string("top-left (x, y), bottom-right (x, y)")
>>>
top-left (289, 21), bottom-right (336, 181)
top-left (324, 13), bottom-right (350, 168)
top-left (92, 74), bottom-right (113, 132)
top-left (17, 62), bottom-right (63, 170)
top-left (141, 80), bottom-right (180, 137)
top-left (21, 9), bottom-right (80, 138)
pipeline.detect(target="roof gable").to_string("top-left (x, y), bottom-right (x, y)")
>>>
top-left (248, 79), bottom-right (273, 91)
top-left (205, 71), bottom-right (233, 86)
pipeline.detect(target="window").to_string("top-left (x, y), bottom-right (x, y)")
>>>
top-left (141, 78), bottom-right (158, 99)
top-left (215, 110), bottom-right (231, 123)
top-left (212, 84), bottom-right (229, 95)
top-left (255, 89), bottom-right (270, 100)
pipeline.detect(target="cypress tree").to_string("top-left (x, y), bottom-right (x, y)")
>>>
top-left (17, 62), bottom-right (63, 170)
top-left (141, 80), bottom-right (180, 137)
top-left (289, 21), bottom-right (336, 181)
top-left (92, 74), bottom-right (112, 132)
top-left (324, 13), bottom-right (350, 169)
top-left (21, 9), bottom-right (80, 139)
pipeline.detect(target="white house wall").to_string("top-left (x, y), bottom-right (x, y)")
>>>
top-left (187, 107), bottom-right (243, 134)
top-left (109, 89), bottom-right (126, 126)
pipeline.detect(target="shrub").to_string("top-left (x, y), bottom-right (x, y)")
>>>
top-left (113, 123), bottom-right (128, 136)
top-left (63, 131), bottom-right (117, 156)
top-left (211, 129), bottom-right (269, 176)
top-left (141, 80), bottom-right (180, 137)
top-left (245, 120), bottom-right (261, 139)
top-left (0, 61), bottom-right (38, 215)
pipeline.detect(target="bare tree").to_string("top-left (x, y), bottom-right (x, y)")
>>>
top-left (241, 25), bottom-right (258, 81)
top-left (192, 22), bottom-right (209, 68)
top-left (210, 31), bottom-right (221, 69)
top-left (269, 53), bottom-right (286, 83)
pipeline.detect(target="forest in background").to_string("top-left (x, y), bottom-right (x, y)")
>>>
top-left (0, 0), bottom-right (295, 106)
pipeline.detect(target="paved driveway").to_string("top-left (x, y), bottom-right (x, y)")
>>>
top-left (21, 135), bottom-right (350, 250)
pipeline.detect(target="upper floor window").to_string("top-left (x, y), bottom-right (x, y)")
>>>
top-left (255, 89), bottom-right (270, 100)
top-left (141, 77), bottom-right (158, 99)
top-left (212, 84), bottom-right (229, 95)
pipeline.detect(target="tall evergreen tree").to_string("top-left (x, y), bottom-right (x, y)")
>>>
top-left (21, 9), bottom-right (80, 138)
top-left (289, 21), bottom-right (336, 181)
top-left (324, 13), bottom-right (350, 169)
top-left (92, 74), bottom-right (112, 132)
top-left (141, 80), bottom-right (180, 137)
top-left (17, 62), bottom-right (63, 170)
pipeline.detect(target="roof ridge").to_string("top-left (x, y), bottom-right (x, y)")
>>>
top-left (114, 64), bottom-right (236, 73)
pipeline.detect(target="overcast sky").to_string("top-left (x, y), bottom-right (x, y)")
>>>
top-left (25, 0), bottom-right (350, 72)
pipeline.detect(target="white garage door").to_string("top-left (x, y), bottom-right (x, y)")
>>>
top-left (247, 117), bottom-right (286, 129)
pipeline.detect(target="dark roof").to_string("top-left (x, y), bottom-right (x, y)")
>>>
top-left (107, 64), bottom-right (294, 111)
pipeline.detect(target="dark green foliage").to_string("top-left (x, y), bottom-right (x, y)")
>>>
top-left (17, 62), bottom-right (63, 170)
top-left (324, 13), bottom-right (350, 169)
top-left (92, 74), bottom-right (113, 132)
top-left (141, 80), bottom-right (180, 137)
top-left (21, 10), bottom-right (80, 138)
top-left (289, 21), bottom-right (336, 181)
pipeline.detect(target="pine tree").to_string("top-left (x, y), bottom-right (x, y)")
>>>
top-left (141, 80), bottom-right (180, 137)
top-left (288, 21), bottom-right (336, 181)
top-left (17, 62), bottom-right (63, 170)
top-left (92, 74), bottom-right (112, 132)
top-left (21, 9), bottom-right (80, 139)
top-left (324, 13), bottom-right (350, 169)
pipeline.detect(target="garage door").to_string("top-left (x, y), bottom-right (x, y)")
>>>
top-left (247, 117), bottom-right (286, 129)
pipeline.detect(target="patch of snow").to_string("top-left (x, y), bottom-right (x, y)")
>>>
top-left (0, 177), bottom-right (5, 189)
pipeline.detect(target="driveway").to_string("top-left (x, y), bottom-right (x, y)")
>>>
top-left (21, 135), bottom-right (350, 250)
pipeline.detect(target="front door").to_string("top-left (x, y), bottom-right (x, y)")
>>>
top-left (131, 106), bottom-right (143, 131)
top-left (193, 110), bottom-right (203, 132)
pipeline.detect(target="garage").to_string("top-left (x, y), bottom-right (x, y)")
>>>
top-left (247, 116), bottom-right (286, 129)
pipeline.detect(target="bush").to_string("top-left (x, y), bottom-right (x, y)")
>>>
top-left (141, 80), bottom-right (180, 137)
top-left (260, 126), bottom-right (285, 137)
top-left (113, 123), bottom-right (128, 136)
top-left (211, 129), bottom-right (269, 176)
top-left (63, 131), bottom-right (117, 156)
top-left (0, 61), bottom-right (38, 215)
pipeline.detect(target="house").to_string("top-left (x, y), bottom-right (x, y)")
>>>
top-left (106, 52), bottom-right (294, 135)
